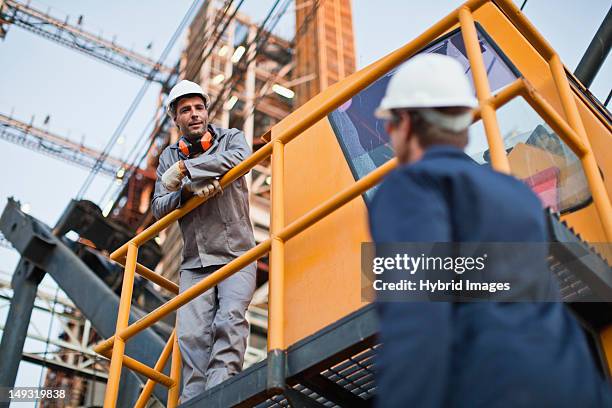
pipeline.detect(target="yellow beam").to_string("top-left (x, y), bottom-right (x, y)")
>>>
top-left (520, 83), bottom-right (587, 156)
top-left (472, 78), bottom-right (525, 122)
top-left (113, 258), bottom-right (179, 295)
top-left (459, 7), bottom-right (511, 174)
top-left (548, 54), bottom-right (612, 242)
top-left (269, 140), bottom-right (286, 351)
top-left (108, 352), bottom-right (174, 388)
top-left (168, 333), bottom-right (182, 408)
top-left (495, 0), bottom-right (556, 59)
top-left (96, 241), bottom-right (272, 354)
top-left (102, 243), bottom-right (138, 408)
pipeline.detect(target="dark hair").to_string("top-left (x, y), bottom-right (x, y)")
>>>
top-left (399, 108), bottom-right (469, 149)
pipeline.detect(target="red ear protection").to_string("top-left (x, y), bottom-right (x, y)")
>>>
top-left (178, 131), bottom-right (213, 158)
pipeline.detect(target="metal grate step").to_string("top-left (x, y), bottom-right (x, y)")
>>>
top-left (180, 305), bottom-right (378, 407)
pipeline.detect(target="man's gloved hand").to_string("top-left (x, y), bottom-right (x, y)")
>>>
top-left (185, 179), bottom-right (222, 199)
top-left (161, 161), bottom-right (186, 191)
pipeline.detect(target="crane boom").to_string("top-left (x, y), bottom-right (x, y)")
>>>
top-left (0, 112), bottom-right (128, 177)
top-left (0, 0), bottom-right (173, 83)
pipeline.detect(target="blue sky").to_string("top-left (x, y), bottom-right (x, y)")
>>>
top-left (0, 0), bottom-right (610, 395)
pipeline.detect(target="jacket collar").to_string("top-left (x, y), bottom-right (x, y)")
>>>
top-left (421, 145), bottom-right (472, 162)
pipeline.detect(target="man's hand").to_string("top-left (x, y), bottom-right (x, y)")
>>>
top-left (186, 179), bottom-right (222, 199)
top-left (161, 161), bottom-right (186, 191)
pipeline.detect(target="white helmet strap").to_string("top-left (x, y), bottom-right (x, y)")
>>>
top-left (418, 108), bottom-right (474, 132)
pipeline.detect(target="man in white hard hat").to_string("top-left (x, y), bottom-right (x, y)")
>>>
top-left (369, 54), bottom-right (610, 407)
top-left (151, 80), bottom-right (256, 402)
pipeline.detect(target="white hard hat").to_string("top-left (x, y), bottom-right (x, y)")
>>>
top-left (166, 80), bottom-right (211, 119)
top-left (375, 54), bottom-right (478, 121)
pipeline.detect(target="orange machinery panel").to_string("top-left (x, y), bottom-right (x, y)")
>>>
top-left (274, 117), bottom-right (371, 347)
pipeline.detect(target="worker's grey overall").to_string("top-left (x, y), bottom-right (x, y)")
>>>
top-left (151, 125), bottom-right (257, 403)
top-left (177, 262), bottom-right (256, 401)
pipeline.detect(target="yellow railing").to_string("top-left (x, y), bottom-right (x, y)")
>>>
top-left (93, 0), bottom-right (612, 406)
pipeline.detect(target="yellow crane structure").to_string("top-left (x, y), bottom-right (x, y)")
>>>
top-left (93, 0), bottom-right (611, 406)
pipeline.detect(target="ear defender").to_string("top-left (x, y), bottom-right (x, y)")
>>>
top-left (178, 138), bottom-right (191, 157)
top-left (199, 131), bottom-right (213, 151)
top-left (178, 131), bottom-right (214, 158)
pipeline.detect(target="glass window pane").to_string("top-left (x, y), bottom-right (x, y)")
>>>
top-left (327, 25), bottom-right (590, 212)
top-left (467, 98), bottom-right (591, 212)
top-left (328, 27), bottom-right (519, 201)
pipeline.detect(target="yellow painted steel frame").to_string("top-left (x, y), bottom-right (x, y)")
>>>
top-left (93, 0), bottom-right (612, 406)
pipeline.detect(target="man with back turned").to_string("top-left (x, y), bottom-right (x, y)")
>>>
top-left (370, 54), bottom-right (611, 407)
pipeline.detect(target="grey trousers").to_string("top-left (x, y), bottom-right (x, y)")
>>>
top-left (177, 262), bottom-right (256, 403)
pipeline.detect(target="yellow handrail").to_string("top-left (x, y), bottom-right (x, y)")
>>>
top-left (94, 0), bottom-right (612, 406)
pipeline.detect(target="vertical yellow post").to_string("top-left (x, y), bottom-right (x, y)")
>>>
top-left (459, 7), bottom-right (511, 174)
top-left (269, 139), bottom-right (285, 351)
top-left (103, 242), bottom-right (138, 408)
top-left (168, 328), bottom-right (182, 407)
top-left (134, 331), bottom-right (176, 408)
top-left (549, 55), bottom-right (612, 242)
top-left (267, 139), bottom-right (286, 391)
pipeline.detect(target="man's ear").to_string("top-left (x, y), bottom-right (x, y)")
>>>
top-left (399, 111), bottom-right (412, 144)
top-left (384, 120), bottom-right (394, 135)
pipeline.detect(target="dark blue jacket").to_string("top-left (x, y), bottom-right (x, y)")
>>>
top-left (369, 146), bottom-right (610, 407)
